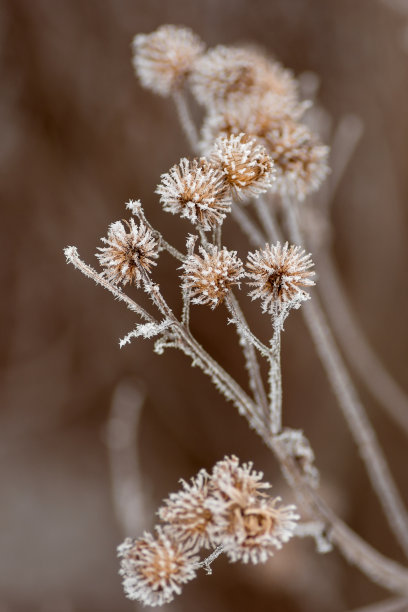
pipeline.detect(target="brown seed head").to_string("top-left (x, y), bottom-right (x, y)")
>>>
top-left (118, 529), bottom-right (198, 606)
top-left (210, 133), bottom-right (275, 199)
top-left (190, 45), bottom-right (298, 108)
top-left (246, 242), bottom-right (315, 314)
top-left (181, 245), bottom-right (244, 308)
top-left (96, 218), bottom-right (158, 287)
top-left (132, 25), bottom-right (204, 96)
top-left (156, 158), bottom-right (231, 230)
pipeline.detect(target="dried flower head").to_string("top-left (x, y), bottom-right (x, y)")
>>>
top-left (211, 455), bottom-right (271, 504)
top-left (190, 45), bottom-right (298, 108)
top-left (158, 469), bottom-right (215, 551)
top-left (132, 25), bottom-right (205, 96)
top-left (210, 133), bottom-right (275, 199)
top-left (181, 245), bottom-right (244, 308)
top-left (96, 218), bottom-right (158, 287)
top-left (200, 92), bottom-right (307, 154)
top-left (209, 495), bottom-right (299, 564)
top-left (246, 242), bottom-right (315, 314)
top-left (264, 118), bottom-right (330, 200)
top-left (118, 529), bottom-right (198, 606)
top-left (156, 158), bottom-right (231, 230)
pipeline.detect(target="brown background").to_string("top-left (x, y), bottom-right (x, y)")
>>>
top-left (1, 1), bottom-right (408, 610)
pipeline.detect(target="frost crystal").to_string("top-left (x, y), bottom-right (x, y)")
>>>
top-left (96, 218), bottom-right (158, 287)
top-left (118, 528), bottom-right (198, 607)
top-left (181, 245), bottom-right (244, 308)
top-left (132, 25), bottom-right (204, 96)
top-left (246, 242), bottom-right (315, 314)
top-left (210, 133), bottom-right (275, 199)
top-left (156, 158), bottom-right (231, 231)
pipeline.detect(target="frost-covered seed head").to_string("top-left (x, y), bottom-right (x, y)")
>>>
top-left (156, 158), bottom-right (231, 231)
top-left (132, 25), bottom-right (205, 96)
top-left (118, 528), bottom-right (198, 606)
top-left (158, 469), bottom-right (215, 551)
top-left (210, 133), bottom-right (275, 199)
top-left (181, 245), bottom-right (244, 308)
top-left (190, 46), bottom-right (298, 108)
top-left (264, 118), bottom-right (330, 200)
top-left (211, 455), bottom-right (271, 504)
top-left (246, 242), bottom-right (315, 314)
top-left (200, 93), bottom-right (307, 154)
top-left (209, 496), bottom-right (299, 564)
top-left (96, 218), bottom-right (158, 287)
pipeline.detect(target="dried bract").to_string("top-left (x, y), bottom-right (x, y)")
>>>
top-left (158, 469), bottom-right (215, 551)
top-left (96, 218), bottom-right (158, 287)
top-left (190, 46), bottom-right (298, 108)
top-left (156, 158), bottom-right (231, 230)
top-left (132, 25), bottom-right (205, 96)
top-left (264, 118), bottom-right (330, 200)
top-left (210, 133), bottom-right (275, 199)
top-left (181, 246), bottom-right (244, 308)
top-left (118, 529), bottom-right (198, 606)
top-left (211, 455), bottom-right (271, 503)
top-left (246, 242), bottom-right (315, 314)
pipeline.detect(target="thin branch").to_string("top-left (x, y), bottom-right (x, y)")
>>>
top-left (254, 196), bottom-right (281, 243)
top-left (328, 114), bottom-right (364, 203)
top-left (172, 89), bottom-right (200, 152)
top-left (193, 546), bottom-right (224, 575)
top-left (64, 247), bottom-right (156, 323)
top-left (268, 326), bottom-right (282, 435)
top-left (281, 195), bottom-right (408, 558)
top-left (346, 597), bottom-right (408, 612)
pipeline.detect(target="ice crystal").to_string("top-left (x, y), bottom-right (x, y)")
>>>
top-left (96, 218), bottom-right (158, 287)
top-left (246, 242), bottom-right (315, 314)
top-left (132, 25), bottom-right (204, 96)
top-left (156, 158), bottom-right (231, 231)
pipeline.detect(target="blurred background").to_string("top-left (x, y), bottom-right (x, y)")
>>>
top-left (1, 0), bottom-right (408, 610)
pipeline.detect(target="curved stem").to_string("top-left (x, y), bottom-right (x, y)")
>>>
top-left (172, 89), bottom-right (200, 152)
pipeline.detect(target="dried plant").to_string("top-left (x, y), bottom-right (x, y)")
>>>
top-left (65, 24), bottom-right (408, 610)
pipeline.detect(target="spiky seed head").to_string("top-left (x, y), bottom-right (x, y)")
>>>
top-left (200, 92), bottom-right (308, 154)
top-left (156, 158), bottom-right (232, 231)
top-left (132, 25), bottom-right (205, 96)
top-left (210, 133), bottom-right (275, 199)
top-left (118, 528), bottom-right (198, 606)
top-left (158, 469), bottom-right (215, 552)
top-left (190, 45), bottom-right (298, 108)
top-left (96, 218), bottom-right (158, 287)
top-left (264, 118), bottom-right (330, 200)
top-left (209, 496), bottom-right (299, 564)
top-left (181, 245), bottom-right (244, 308)
top-left (211, 455), bottom-right (271, 504)
top-left (246, 242), bottom-right (315, 314)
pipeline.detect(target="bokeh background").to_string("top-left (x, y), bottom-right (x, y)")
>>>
top-left (1, 1), bottom-right (408, 610)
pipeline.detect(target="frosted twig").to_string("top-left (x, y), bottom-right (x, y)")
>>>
top-left (172, 89), bottom-right (199, 151)
top-left (254, 196), bottom-right (281, 243)
top-left (347, 597), bottom-right (408, 612)
top-left (225, 293), bottom-right (269, 423)
top-left (268, 325), bottom-right (282, 435)
top-left (294, 521), bottom-right (333, 553)
top-left (193, 546), bottom-right (224, 575)
top-left (281, 195), bottom-right (408, 558)
top-left (64, 247), bottom-right (155, 323)
top-left (328, 114), bottom-right (364, 203)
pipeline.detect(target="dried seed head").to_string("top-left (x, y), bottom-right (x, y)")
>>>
top-left (190, 46), bottom-right (298, 108)
top-left (118, 529), bottom-right (198, 606)
top-left (210, 133), bottom-right (275, 199)
top-left (209, 496), bottom-right (299, 564)
top-left (158, 469), bottom-right (215, 551)
top-left (96, 218), bottom-right (158, 287)
top-left (132, 25), bottom-right (205, 96)
top-left (156, 158), bottom-right (231, 231)
top-left (211, 455), bottom-right (271, 504)
top-left (246, 242), bottom-right (315, 313)
top-left (200, 93), bottom-right (308, 153)
top-left (264, 118), bottom-right (330, 200)
top-left (181, 245), bottom-right (244, 308)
